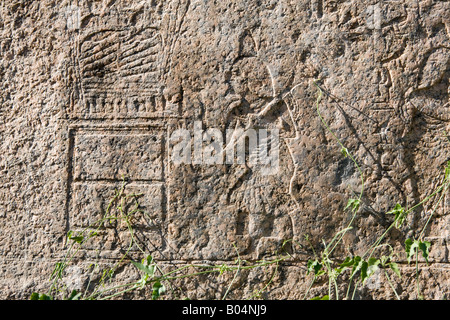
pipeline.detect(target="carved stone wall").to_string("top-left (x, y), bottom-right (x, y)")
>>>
top-left (0, 0), bottom-right (449, 299)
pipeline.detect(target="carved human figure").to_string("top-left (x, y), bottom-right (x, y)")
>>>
top-left (223, 32), bottom-right (296, 256)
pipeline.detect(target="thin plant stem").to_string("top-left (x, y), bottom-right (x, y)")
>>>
top-left (345, 276), bottom-right (354, 300)
top-left (419, 181), bottom-right (449, 240)
top-left (351, 281), bottom-right (359, 300)
top-left (222, 244), bottom-right (241, 300)
top-left (415, 251), bottom-right (421, 299)
top-left (313, 81), bottom-right (364, 256)
top-left (303, 276), bottom-right (316, 300)
top-left (384, 269), bottom-right (400, 300)
top-left (246, 260), bottom-right (280, 300)
top-left (98, 284), bottom-right (140, 300)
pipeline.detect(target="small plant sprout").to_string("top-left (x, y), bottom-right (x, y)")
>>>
top-left (31, 180), bottom-right (289, 300)
top-left (387, 203), bottom-right (407, 229)
top-left (303, 81), bottom-right (449, 300)
top-left (29, 82), bottom-right (449, 301)
top-left (345, 198), bottom-right (361, 213)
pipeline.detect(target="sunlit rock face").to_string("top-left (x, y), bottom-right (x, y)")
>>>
top-left (0, 0), bottom-right (449, 299)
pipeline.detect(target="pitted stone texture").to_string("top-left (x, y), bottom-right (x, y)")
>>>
top-left (0, 0), bottom-right (449, 299)
top-left (72, 128), bottom-right (164, 181)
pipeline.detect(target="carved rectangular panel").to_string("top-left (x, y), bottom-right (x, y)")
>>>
top-left (70, 1), bottom-right (180, 119)
top-left (73, 129), bottom-right (164, 181)
top-left (70, 182), bottom-right (164, 229)
top-left (66, 1), bottom-right (178, 259)
top-left (67, 125), bottom-right (168, 258)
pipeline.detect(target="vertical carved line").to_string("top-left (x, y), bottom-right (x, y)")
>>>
top-left (64, 128), bottom-right (76, 236)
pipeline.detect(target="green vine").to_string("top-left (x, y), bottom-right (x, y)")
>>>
top-left (31, 179), bottom-right (288, 300)
top-left (30, 81), bottom-right (449, 301)
top-left (304, 80), bottom-right (450, 300)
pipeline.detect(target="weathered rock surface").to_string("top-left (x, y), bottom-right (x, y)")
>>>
top-left (0, 0), bottom-right (449, 299)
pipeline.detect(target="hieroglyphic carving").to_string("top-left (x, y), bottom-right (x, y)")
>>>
top-left (67, 125), bottom-right (168, 258)
top-left (64, 1), bottom-right (195, 260)
top-left (70, 0), bottom-right (182, 119)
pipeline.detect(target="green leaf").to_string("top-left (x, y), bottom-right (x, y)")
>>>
top-left (337, 256), bottom-right (364, 277)
top-left (67, 230), bottom-right (84, 243)
top-left (405, 238), bottom-right (421, 264)
top-left (350, 256), bottom-right (363, 278)
top-left (380, 255), bottom-right (389, 266)
top-left (70, 236), bottom-right (84, 243)
top-left (360, 260), bottom-right (369, 283)
top-left (345, 198), bottom-right (361, 213)
top-left (366, 258), bottom-right (380, 280)
top-left (311, 295), bottom-right (329, 300)
top-left (152, 282), bottom-right (165, 300)
top-left (387, 203), bottom-right (407, 228)
top-left (50, 262), bottom-right (64, 279)
top-left (337, 256), bottom-right (356, 274)
top-left (131, 260), bottom-right (155, 277)
top-left (344, 257), bottom-right (380, 283)
top-left (405, 239), bottom-right (431, 264)
top-left (307, 260), bottom-right (324, 277)
top-left (339, 256), bottom-right (360, 269)
top-left (31, 293), bottom-right (52, 300)
top-left (30, 292), bottom-right (40, 300)
top-left (339, 257), bottom-right (354, 268)
top-left (217, 264), bottom-right (229, 277)
top-left (341, 147), bottom-right (349, 158)
top-left (445, 161), bottom-right (450, 180)
top-left (67, 290), bottom-right (82, 300)
top-left (418, 241), bottom-right (431, 264)
top-left (137, 273), bottom-right (149, 288)
top-left (388, 262), bottom-right (401, 279)
top-left (145, 255), bottom-right (153, 266)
